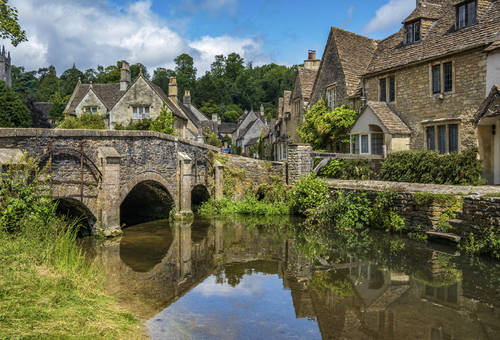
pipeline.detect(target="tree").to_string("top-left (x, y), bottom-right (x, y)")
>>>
top-left (199, 99), bottom-right (221, 119)
top-left (211, 54), bottom-right (226, 78)
top-left (224, 134), bottom-right (232, 146)
top-left (23, 98), bottom-right (51, 128)
top-left (152, 67), bottom-right (176, 95)
top-left (59, 64), bottom-right (83, 97)
top-left (224, 110), bottom-right (240, 124)
top-left (11, 66), bottom-right (39, 99)
top-left (48, 92), bottom-right (66, 121)
top-left (0, 0), bottom-right (27, 46)
top-left (174, 54), bottom-right (197, 98)
top-left (225, 53), bottom-right (244, 82)
top-left (37, 66), bottom-right (59, 101)
top-left (298, 100), bottom-right (358, 151)
top-left (204, 128), bottom-right (220, 147)
top-left (0, 80), bottom-right (31, 127)
top-left (130, 63), bottom-right (149, 81)
top-left (149, 101), bottom-right (177, 135)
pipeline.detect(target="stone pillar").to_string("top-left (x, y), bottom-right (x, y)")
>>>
top-left (214, 160), bottom-right (223, 200)
top-left (97, 147), bottom-right (122, 236)
top-left (176, 152), bottom-right (194, 220)
top-left (287, 144), bottom-right (313, 185)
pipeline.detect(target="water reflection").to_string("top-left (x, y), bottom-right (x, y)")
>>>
top-left (80, 215), bottom-right (500, 339)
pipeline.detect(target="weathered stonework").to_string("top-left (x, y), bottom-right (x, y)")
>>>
top-left (456, 196), bottom-right (500, 237)
top-left (287, 144), bottom-right (313, 185)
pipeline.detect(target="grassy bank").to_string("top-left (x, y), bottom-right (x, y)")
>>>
top-left (0, 158), bottom-right (146, 339)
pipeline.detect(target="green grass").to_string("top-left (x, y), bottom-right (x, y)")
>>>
top-left (414, 192), bottom-right (458, 206)
top-left (196, 194), bottom-right (290, 216)
top-left (483, 193), bottom-right (500, 198)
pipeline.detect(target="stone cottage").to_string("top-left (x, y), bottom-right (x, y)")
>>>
top-left (354, 0), bottom-right (500, 164)
top-left (235, 105), bottom-right (267, 152)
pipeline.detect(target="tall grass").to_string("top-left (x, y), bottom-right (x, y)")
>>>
top-left (196, 194), bottom-right (290, 216)
top-left (0, 156), bottom-right (145, 339)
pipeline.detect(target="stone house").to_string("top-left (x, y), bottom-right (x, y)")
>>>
top-left (274, 91), bottom-right (292, 161)
top-left (353, 0), bottom-right (500, 167)
top-left (263, 118), bottom-right (277, 160)
top-left (64, 61), bottom-right (210, 140)
top-left (308, 28), bottom-right (377, 114)
top-left (235, 105), bottom-right (267, 151)
top-left (288, 52), bottom-right (319, 143)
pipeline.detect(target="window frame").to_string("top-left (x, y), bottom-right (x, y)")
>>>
top-left (404, 20), bottom-right (421, 44)
top-left (326, 86), bottom-right (336, 110)
top-left (132, 106), bottom-right (151, 120)
top-left (379, 75), bottom-right (396, 103)
top-left (456, 0), bottom-right (477, 29)
top-left (84, 107), bottom-right (99, 114)
top-left (424, 121), bottom-right (461, 154)
top-left (429, 60), bottom-right (455, 96)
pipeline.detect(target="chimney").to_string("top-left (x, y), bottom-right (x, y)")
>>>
top-left (260, 104), bottom-right (264, 116)
top-left (218, 117), bottom-right (221, 125)
top-left (120, 61), bottom-right (131, 91)
top-left (304, 50), bottom-right (321, 71)
top-left (169, 77), bottom-right (178, 102)
top-left (212, 114), bottom-right (218, 122)
top-left (278, 98), bottom-right (284, 119)
top-left (183, 90), bottom-right (191, 107)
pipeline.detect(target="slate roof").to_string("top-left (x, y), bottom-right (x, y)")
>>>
top-left (364, 0), bottom-right (500, 75)
top-left (474, 84), bottom-right (500, 125)
top-left (219, 122), bottom-right (238, 134)
top-left (350, 101), bottom-right (411, 135)
top-left (179, 102), bottom-right (202, 129)
top-left (246, 137), bottom-right (260, 146)
top-left (293, 67), bottom-right (317, 101)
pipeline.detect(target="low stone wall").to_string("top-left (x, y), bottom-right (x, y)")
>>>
top-left (457, 196), bottom-right (500, 237)
top-left (223, 154), bottom-right (285, 201)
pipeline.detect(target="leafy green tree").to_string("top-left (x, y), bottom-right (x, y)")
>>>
top-left (0, 0), bottom-right (27, 46)
top-left (199, 99), bottom-right (221, 119)
top-left (298, 100), bottom-right (358, 151)
top-left (204, 128), bottom-right (220, 147)
top-left (58, 111), bottom-right (105, 130)
top-left (48, 92), bottom-right (66, 121)
top-left (0, 80), bottom-right (31, 127)
top-left (149, 101), bottom-right (177, 135)
top-left (174, 54), bottom-right (197, 99)
top-left (82, 68), bottom-right (98, 84)
top-left (224, 110), bottom-right (240, 124)
top-left (211, 54), bottom-right (226, 78)
top-left (99, 62), bottom-right (120, 83)
top-left (11, 66), bottom-right (39, 99)
top-left (225, 53), bottom-right (244, 82)
top-left (152, 67), bottom-right (176, 95)
top-left (130, 63), bottom-right (149, 81)
top-left (59, 64), bottom-right (83, 97)
top-left (37, 66), bottom-right (59, 102)
top-left (195, 71), bottom-right (222, 106)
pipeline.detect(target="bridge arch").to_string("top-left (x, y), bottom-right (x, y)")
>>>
top-left (55, 197), bottom-right (97, 237)
top-left (191, 183), bottom-right (211, 208)
top-left (120, 171), bottom-right (176, 226)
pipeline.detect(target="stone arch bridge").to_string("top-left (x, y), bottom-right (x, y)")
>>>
top-left (0, 129), bottom-right (223, 236)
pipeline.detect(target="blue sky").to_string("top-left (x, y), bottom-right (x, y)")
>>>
top-left (1, 0), bottom-right (415, 75)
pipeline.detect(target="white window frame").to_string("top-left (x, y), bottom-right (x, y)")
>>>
top-left (326, 86), bottom-right (336, 110)
top-left (132, 106), bottom-right (150, 119)
top-left (85, 107), bottom-right (98, 114)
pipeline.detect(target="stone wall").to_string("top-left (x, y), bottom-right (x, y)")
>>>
top-left (364, 48), bottom-right (487, 151)
top-left (456, 196), bottom-right (500, 237)
top-left (222, 154), bottom-right (285, 201)
top-left (287, 144), bottom-right (313, 185)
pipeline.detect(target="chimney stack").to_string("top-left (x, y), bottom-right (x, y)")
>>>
top-left (260, 104), bottom-right (264, 116)
top-left (183, 90), bottom-right (191, 107)
top-left (169, 77), bottom-right (178, 102)
top-left (212, 114), bottom-right (218, 122)
top-left (120, 61), bottom-right (131, 91)
top-left (278, 98), bottom-right (284, 119)
top-left (304, 50), bottom-right (321, 71)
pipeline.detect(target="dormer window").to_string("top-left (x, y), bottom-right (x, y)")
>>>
top-left (456, 0), bottom-right (476, 29)
top-left (405, 20), bottom-right (421, 44)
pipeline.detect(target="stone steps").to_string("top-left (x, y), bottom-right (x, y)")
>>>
top-left (426, 231), bottom-right (463, 244)
top-left (447, 218), bottom-right (464, 231)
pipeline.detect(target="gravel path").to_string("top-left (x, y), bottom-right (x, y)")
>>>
top-left (325, 179), bottom-right (500, 195)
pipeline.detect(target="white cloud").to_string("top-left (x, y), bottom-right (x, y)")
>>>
top-left (363, 0), bottom-right (414, 35)
top-left (1, 0), bottom-right (270, 76)
top-left (341, 6), bottom-right (356, 29)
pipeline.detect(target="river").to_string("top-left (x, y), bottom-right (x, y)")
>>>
top-left (80, 215), bottom-right (500, 339)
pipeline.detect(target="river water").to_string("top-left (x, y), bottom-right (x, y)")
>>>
top-left (80, 215), bottom-right (500, 339)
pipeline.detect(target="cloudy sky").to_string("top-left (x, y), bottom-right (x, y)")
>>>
top-left (1, 0), bottom-right (415, 76)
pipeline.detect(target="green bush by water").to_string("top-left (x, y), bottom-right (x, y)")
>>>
top-left (379, 147), bottom-right (486, 185)
top-left (315, 158), bottom-right (373, 180)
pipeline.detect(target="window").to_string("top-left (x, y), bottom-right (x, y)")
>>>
top-left (354, 135), bottom-right (360, 154)
top-left (327, 87), bottom-right (336, 110)
top-left (405, 20), bottom-right (421, 44)
top-left (431, 62), bottom-right (453, 94)
top-left (379, 76), bottom-right (395, 102)
top-left (85, 107), bottom-right (98, 114)
top-left (456, 1), bottom-right (476, 29)
top-left (361, 135), bottom-right (369, 154)
top-left (426, 124), bottom-right (459, 153)
top-left (132, 106), bottom-right (150, 119)
top-left (371, 134), bottom-right (383, 155)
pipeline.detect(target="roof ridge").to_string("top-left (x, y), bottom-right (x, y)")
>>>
top-left (331, 26), bottom-right (377, 42)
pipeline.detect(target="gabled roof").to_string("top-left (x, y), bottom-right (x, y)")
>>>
top-left (349, 101), bottom-right (411, 135)
top-left (365, 0), bottom-right (500, 76)
top-left (292, 67), bottom-right (317, 101)
top-left (402, 1), bottom-right (442, 24)
top-left (246, 137), bottom-right (260, 146)
top-left (147, 82), bottom-right (187, 120)
top-left (64, 83), bottom-right (122, 114)
top-left (474, 84), bottom-right (500, 125)
top-left (219, 122), bottom-right (238, 134)
top-left (179, 102), bottom-right (202, 129)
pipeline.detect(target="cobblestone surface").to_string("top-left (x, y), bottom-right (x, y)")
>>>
top-left (325, 179), bottom-right (500, 195)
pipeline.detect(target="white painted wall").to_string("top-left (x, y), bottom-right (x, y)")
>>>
top-left (349, 107), bottom-right (388, 134)
top-left (487, 51), bottom-right (500, 95)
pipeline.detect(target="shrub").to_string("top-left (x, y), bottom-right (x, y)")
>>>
top-left (316, 158), bottom-right (373, 180)
top-left (287, 173), bottom-right (329, 215)
top-left (379, 147), bottom-right (486, 185)
top-left (58, 112), bottom-right (106, 130)
top-left (149, 101), bottom-right (177, 135)
top-left (114, 119), bottom-right (152, 131)
top-left (0, 80), bottom-right (32, 128)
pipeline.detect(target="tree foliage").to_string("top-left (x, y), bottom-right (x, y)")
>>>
top-left (298, 100), bottom-right (358, 151)
top-left (48, 92), bottom-right (66, 121)
top-left (0, 0), bottom-right (27, 46)
top-left (149, 101), bottom-right (177, 136)
top-left (0, 80), bottom-right (32, 127)
top-left (58, 112), bottom-right (106, 130)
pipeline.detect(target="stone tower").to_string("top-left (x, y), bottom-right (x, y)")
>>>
top-left (0, 45), bottom-right (11, 87)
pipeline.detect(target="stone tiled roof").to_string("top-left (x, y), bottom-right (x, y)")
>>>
top-left (65, 83), bottom-right (122, 114)
top-left (293, 67), bottom-right (317, 101)
top-left (284, 91), bottom-right (291, 113)
top-left (246, 137), bottom-right (260, 146)
top-left (351, 101), bottom-right (411, 135)
top-left (365, 0), bottom-right (500, 75)
top-left (179, 102), bottom-right (202, 128)
top-left (474, 84), bottom-right (500, 125)
top-left (219, 122), bottom-right (238, 134)
top-left (148, 82), bottom-right (187, 120)
top-left (402, 1), bottom-right (442, 24)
